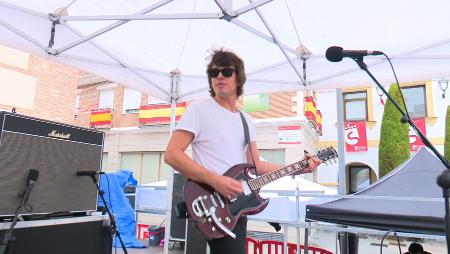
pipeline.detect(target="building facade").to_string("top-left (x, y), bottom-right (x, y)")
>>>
top-left (0, 45), bottom-right (80, 124)
top-left (317, 81), bottom-right (449, 193)
top-left (74, 74), bottom-right (320, 184)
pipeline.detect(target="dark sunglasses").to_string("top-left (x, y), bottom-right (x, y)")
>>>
top-left (207, 68), bottom-right (235, 78)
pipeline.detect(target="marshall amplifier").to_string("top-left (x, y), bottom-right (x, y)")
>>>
top-left (0, 112), bottom-right (104, 217)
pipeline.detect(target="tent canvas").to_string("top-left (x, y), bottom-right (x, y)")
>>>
top-left (1, 0), bottom-right (450, 102)
top-left (305, 147), bottom-right (446, 235)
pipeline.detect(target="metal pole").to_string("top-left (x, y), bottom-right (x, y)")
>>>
top-left (164, 70), bottom-right (180, 254)
top-left (336, 88), bottom-right (347, 195)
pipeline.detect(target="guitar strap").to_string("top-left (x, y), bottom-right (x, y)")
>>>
top-left (238, 110), bottom-right (257, 175)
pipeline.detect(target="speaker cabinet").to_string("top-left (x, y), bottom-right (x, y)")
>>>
top-left (0, 112), bottom-right (104, 216)
top-left (170, 173), bottom-right (187, 240)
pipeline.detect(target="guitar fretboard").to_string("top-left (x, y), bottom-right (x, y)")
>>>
top-left (247, 159), bottom-right (310, 191)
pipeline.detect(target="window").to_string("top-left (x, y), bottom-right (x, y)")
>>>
top-left (74, 95), bottom-right (80, 116)
top-left (259, 149), bottom-right (285, 165)
top-left (123, 87), bottom-right (141, 113)
top-left (120, 152), bottom-right (170, 184)
top-left (148, 95), bottom-right (167, 105)
top-left (401, 85), bottom-right (426, 118)
top-left (98, 89), bottom-right (114, 109)
top-left (348, 165), bottom-right (371, 194)
top-left (343, 91), bottom-right (367, 121)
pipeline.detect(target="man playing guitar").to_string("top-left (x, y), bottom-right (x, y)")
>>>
top-left (165, 48), bottom-right (321, 254)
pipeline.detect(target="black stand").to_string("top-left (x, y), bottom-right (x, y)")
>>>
top-left (0, 182), bottom-right (35, 254)
top-left (352, 57), bottom-right (450, 253)
top-left (88, 175), bottom-right (128, 254)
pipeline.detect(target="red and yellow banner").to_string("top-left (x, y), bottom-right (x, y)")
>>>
top-left (409, 118), bottom-right (426, 151)
top-left (316, 110), bottom-right (323, 132)
top-left (344, 121), bottom-right (368, 152)
top-left (304, 96), bottom-right (316, 122)
top-left (139, 102), bottom-right (186, 125)
top-left (90, 109), bottom-right (112, 128)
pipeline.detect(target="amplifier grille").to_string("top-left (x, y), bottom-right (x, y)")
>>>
top-left (0, 115), bottom-right (104, 216)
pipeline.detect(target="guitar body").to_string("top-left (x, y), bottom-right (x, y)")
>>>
top-left (182, 147), bottom-right (338, 239)
top-left (183, 163), bottom-right (269, 239)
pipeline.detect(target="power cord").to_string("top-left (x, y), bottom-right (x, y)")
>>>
top-left (382, 53), bottom-right (412, 124)
top-left (380, 230), bottom-right (402, 254)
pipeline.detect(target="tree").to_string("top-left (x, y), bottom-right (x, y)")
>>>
top-left (378, 85), bottom-right (410, 177)
top-left (445, 106), bottom-right (450, 162)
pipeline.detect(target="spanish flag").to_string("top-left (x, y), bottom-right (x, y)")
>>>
top-left (304, 96), bottom-right (316, 122)
top-left (316, 109), bottom-right (322, 132)
top-left (139, 102), bottom-right (186, 125)
top-left (90, 109), bottom-right (113, 128)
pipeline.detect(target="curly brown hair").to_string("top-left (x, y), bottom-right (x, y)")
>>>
top-left (206, 49), bottom-right (246, 98)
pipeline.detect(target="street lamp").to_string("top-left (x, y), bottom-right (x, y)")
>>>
top-left (438, 78), bottom-right (449, 98)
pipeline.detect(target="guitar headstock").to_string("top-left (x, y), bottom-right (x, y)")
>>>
top-left (317, 147), bottom-right (338, 165)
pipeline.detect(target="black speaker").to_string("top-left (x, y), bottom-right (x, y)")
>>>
top-left (170, 173), bottom-right (187, 241)
top-left (0, 112), bottom-right (104, 216)
top-left (0, 216), bottom-right (112, 254)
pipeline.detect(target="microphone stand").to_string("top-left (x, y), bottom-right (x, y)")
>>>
top-left (352, 56), bottom-right (450, 253)
top-left (0, 183), bottom-right (35, 254)
top-left (87, 174), bottom-right (128, 254)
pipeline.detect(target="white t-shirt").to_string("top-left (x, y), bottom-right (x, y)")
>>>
top-left (175, 98), bottom-right (256, 175)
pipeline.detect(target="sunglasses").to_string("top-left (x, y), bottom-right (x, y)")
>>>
top-left (207, 68), bottom-right (235, 78)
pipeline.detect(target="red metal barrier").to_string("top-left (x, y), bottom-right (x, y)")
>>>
top-left (257, 240), bottom-right (334, 254)
top-left (246, 237), bottom-right (259, 254)
top-left (287, 243), bottom-right (334, 254)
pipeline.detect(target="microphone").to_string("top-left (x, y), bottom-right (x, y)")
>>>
top-left (76, 171), bottom-right (105, 177)
top-left (27, 169), bottom-right (39, 185)
top-left (326, 46), bottom-right (383, 62)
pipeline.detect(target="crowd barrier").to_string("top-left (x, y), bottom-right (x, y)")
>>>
top-left (246, 238), bottom-right (333, 254)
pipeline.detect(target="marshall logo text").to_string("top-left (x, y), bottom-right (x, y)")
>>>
top-left (48, 130), bottom-right (71, 140)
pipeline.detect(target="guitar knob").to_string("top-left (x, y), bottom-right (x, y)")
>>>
top-left (225, 217), bottom-right (231, 223)
top-left (218, 217), bottom-right (222, 222)
top-left (208, 218), bottom-right (212, 223)
top-left (211, 226), bottom-right (216, 232)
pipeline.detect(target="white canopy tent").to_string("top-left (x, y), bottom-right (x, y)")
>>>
top-left (1, 0), bottom-right (450, 103)
top-left (2, 1), bottom-right (450, 252)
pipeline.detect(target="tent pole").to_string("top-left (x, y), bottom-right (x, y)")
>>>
top-left (236, 0), bottom-right (275, 16)
top-left (231, 19), bottom-right (299, 55)
top-left (163, 97), bottom-right (177, 254)
top-left (57, 0), bottom-right (173, 54)
top-left (60, 23), bottom-right (171, 98)
top-left (336, 88), bottom-right (347, 195)
top-left (0, 19), bottom-right (48, 52)
top-left (250, 5), bottom-right (305, 83)
top-left (164, 70), bottom-right (180, 254)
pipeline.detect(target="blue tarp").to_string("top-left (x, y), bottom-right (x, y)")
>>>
top-left (98, 170), bottom-right (145, 248)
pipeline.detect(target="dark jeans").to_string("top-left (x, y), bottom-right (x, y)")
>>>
top-left (207, 216), bottom-right (247, 254)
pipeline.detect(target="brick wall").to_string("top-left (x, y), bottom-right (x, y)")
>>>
top-left (75, 84), bottom-right (298, 129)
top-left (0, 52), bottom-right (80, 125)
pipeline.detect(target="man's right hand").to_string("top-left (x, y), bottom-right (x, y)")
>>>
top-left (210, 174), bottom-right (243, 201)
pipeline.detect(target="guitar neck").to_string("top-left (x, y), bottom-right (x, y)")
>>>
top-left (247, 158), bottom-right (311, 191)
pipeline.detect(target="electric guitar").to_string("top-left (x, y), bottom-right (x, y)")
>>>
top-left (183, 147), bottom-right (337, 239)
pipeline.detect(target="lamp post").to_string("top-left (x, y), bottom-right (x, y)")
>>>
top-left (438, 78), bottom-right (449, 98)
